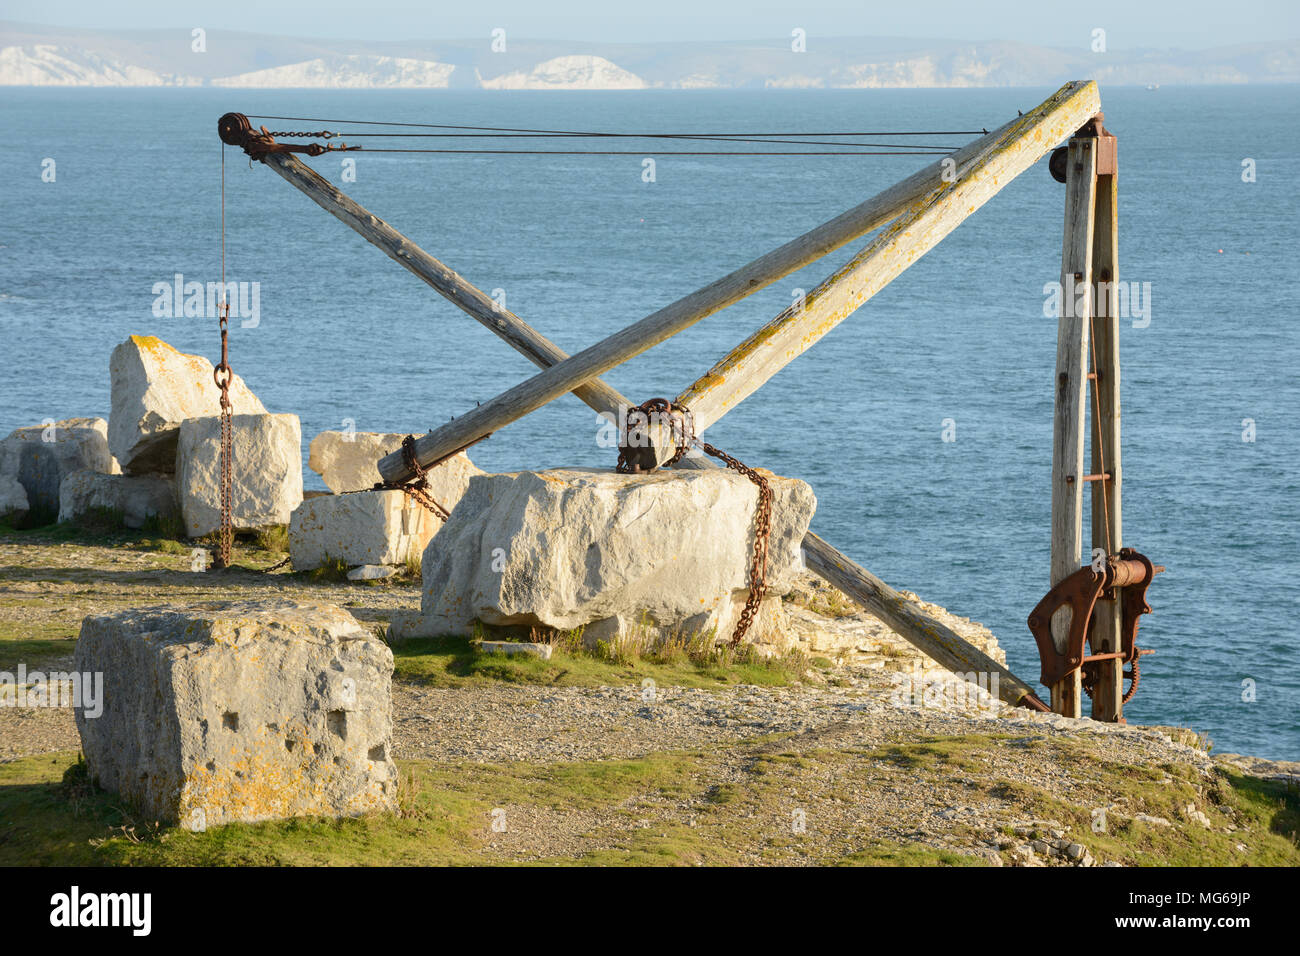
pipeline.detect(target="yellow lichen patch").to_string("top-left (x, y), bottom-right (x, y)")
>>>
top-left (128, 334), bottom-right (178, 356)
top-left (178, 732), bottom-right (353, 826)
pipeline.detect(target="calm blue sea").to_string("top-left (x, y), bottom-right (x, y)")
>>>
top-left (2, 85), bottom-right (1297, 759)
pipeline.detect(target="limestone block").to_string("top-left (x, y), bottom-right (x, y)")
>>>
top-left (0, 417), bottom-right (113, 520)
top-left (109, 335), bottom-right (265, 474)
top-left (419, 468), bottom-right (815, 646)
top-left (289, 489), bottom-right (440, 571)
top-left (0, 475), bottom-right (29, 523)
top-left (176, 413), bottom-right (302, 538)
top-left (74, 601), bottom-right (397, 829)
top-left (57, 469), bottom-right (177, 529)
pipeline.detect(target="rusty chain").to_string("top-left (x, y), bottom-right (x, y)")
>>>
top-left (616, 398), bottom-right (772, 645)
top-left (212, 302), bottom-right (234, 569)
top-left (387, 434), bottom-right (452, 521)
top-left (266, 129), bottom-right (337, 139)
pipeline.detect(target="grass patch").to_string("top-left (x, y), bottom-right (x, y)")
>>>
top-left (137, 537), bottom-right (191, 556)
top-left (834, 843), bottom-right (986, 866)
top-left (401, 551), bottom-right (421, 581)
top-left (783, 581), bottom-right (859, 620)
top-left (1, 508), bottom-right (185, 541)
top-left (254, 525), bottom-right (289, 555)
top-left (2, 737), bottom-right (1297, 867)
top-left (0, 750), bottom-right (707, 866)
top-left (391, 633), bottom-right (805, 690)
top-left (0, 637), bottom-right (78, 671)
top-left (0, 749), bottom-right (978, 867)
top-left (1, 519), bottom-right (189, 558)
top-left (303, 557), bottom-right (350, 583)
top-left (1, 519), bottom-right (113, 544)
top-left (869, 734), bottom-right (1015, 774)
top-left (0, 520), bottom-right (293, 575)
top-left (0, 621), bottom-right (79, 669)
top-left (976, 737), bottom-right (1300, 867)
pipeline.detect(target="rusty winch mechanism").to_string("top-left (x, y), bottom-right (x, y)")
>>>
top-left (1028, 548), bottom-right (1164, 709)
top-left (217, 112), bottom-right (359, 160)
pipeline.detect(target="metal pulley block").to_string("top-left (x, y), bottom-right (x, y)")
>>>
top-left (218, 112), bottom-right (359, 161)
top-left (1050, 112), bottom-right (1117, 182)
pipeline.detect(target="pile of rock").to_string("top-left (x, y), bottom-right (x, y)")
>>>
top-left (108, 335), bottom-right (301, 537)
top-left (3, 334), bottom-right (480, 578)
top-left (0, 417), bottom-right (114, 525)
top-left (1, 335), bottom-right (302, 535)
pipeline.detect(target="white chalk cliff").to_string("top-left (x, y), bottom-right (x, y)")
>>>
top-left (478, 55), bottom-right (645, 90)
top-left (212, 55), bottom-right (456, 88)
top-left (0, 44), bottom-right (199, 86)
top-left (1, 27), bottom-right (1297, 88)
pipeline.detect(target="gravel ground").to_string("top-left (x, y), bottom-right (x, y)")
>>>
top-left (2, 532), bottom-right (1295, 866)
top-left (4, 663), bottom-right (1273, 866)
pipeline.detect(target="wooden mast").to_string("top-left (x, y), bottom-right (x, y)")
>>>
top-left (1048, 116), bottom-right (1123, 720)
top-left (1088, 128), bottom-right (1124, 722)
top-left (1049, 135), bottom-right (1098, 717)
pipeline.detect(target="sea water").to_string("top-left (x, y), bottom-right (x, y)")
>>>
top-left (2, 84), bottom-right (1296, 758)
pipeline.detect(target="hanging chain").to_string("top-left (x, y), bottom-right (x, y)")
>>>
top-left (213, 301), bottom-right (234, 568)
top-left (616, 398), bottom-right (772, 645)
top-left (211, 143), bottom-right (235, 569)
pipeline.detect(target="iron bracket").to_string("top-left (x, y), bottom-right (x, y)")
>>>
top-left (1027, 547), bottom-right (1162, 695)
top-left (1050, 111), bottom-right (1117, 182)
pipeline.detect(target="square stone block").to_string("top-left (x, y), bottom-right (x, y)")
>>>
top-left (289, 489), bottom-right (441, 571)
top-left (74, 601), bottom-right (397, 830)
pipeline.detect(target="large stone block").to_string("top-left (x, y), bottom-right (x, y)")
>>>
top-left (0, 417), bottom-right (113, 521)
top-left (74, 601), bottom-right (397, 829)
top-left (176, 413), bottom-right (302, 538)
top-left (308, 429), bottom-right (483, 499)
top-left (289, 489), bottom-right (441, 570)
top-left (419, 468), bottom-right (815, 645)
top-left (57, 469), bottom-right (178, 530)
top-left (109, 335), bottom-right (266, 474)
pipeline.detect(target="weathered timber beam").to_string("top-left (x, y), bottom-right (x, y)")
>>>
top-left (674, 80), bottom-right (1102, 441)
top-left (1049, 135), bottom-right (1099, 717)
top-left (1088, 150), bottom-right (1124, 722)
top-left (803, 533), bottom-right (1046, 710)
top-left (260, 151), bottom-right (628, 418)
top-left (375, 109), bottom-right (1034, 486)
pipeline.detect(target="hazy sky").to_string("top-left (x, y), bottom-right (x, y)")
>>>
top-left (5, 0), bottom-right (1297, 49)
